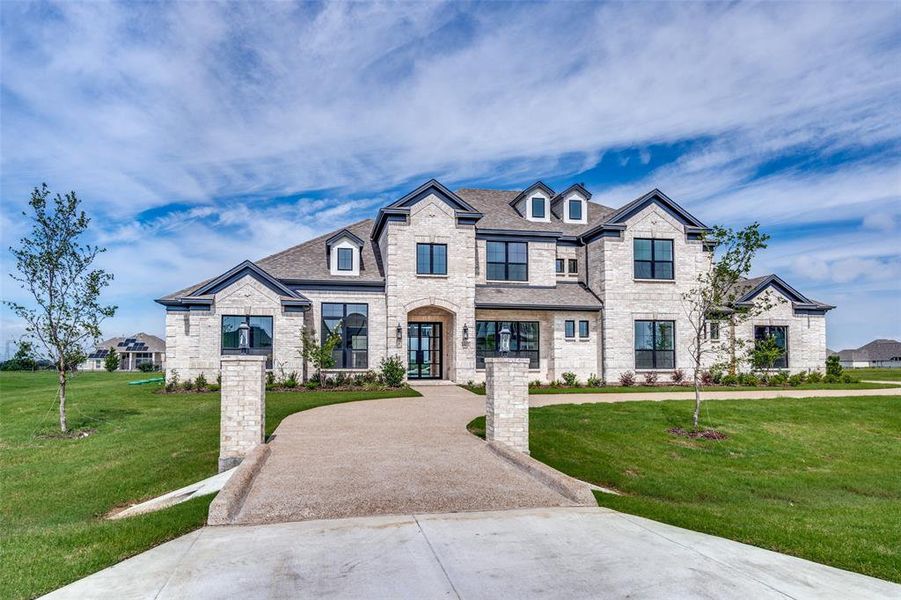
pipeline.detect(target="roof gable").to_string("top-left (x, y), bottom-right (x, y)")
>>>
top-left (510, 181), bottom-right (556, 209)
top-left (326, 229), bottom-right (365, 248)
top-left (190, 260), bottom-right (308, 303)
top-left (603, 189), bottom-right (707, 230)
top-left (388, 179), bottom-right (479, 213)
top-left (734, 274), bottom-right (833, 310)
top-left (551, 183), bottom-right (592, 205)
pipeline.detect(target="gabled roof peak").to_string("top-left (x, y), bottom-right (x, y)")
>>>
top-left (552, 183), bottom-right (592, 203)
top-left (510, 181), bottom-right (555, 206)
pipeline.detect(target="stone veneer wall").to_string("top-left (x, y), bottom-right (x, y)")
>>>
top-left (475, 238), bottom-right (557, 287)
top-left (164, 275), bottom-right (305, 381)
top-left (485, 357), bottom-right (530, 453)
top-left (218, 355), bottom-right (266, 471)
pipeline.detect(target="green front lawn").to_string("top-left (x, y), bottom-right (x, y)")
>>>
top-left (0, 371), bottom-right (419, 600)
top-left (847, 367), bottom-right (901, 381)
top-left (468, 396), bottom-right (901, 582)
top-left (462, 381), bottom-right (897, 395)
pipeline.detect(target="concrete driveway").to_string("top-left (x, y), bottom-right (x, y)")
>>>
top-left (44, 507), bottom-right (899, 599)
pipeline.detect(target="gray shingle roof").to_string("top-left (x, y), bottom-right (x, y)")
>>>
top-left (475, 282), bottom-right (602, 311)
top-left (456, 189), bottom-right (615, 236)
top-left (834, 339), bottom-right (901, 362)
top-left (90, 332), bottom-right (165, 356)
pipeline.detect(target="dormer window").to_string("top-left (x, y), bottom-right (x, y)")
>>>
top-left (337, 248), bottom-right (353, 271)
top-left (531, 197), bottom-right (546, 219)
top-left (568, 199), bottom-right (582, 221)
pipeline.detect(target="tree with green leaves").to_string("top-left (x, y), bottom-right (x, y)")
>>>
top-left (103, 346), bottom-right (119, 372)
top-left (0, 339), bottom-right (38, 371)
top-left (300, 322), bottom-right (342, 384)
top-left (4, 184), bottom-right (116, 432)
top-left (682, 223), bottom-right (778, 429)
top-left (750, 335), bottom-right (784, 373)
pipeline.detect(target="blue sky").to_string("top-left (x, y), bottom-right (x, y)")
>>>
top-left (1, 1), bottom-right (899, 356)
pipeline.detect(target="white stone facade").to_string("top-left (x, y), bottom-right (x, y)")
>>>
top-left (160, 183), bottom-right (831, 385)
top-left (485, 357), bottom-right (530, 453)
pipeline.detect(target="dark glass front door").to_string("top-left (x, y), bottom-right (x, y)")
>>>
top-left (407, 322), bottom-right (443, 379)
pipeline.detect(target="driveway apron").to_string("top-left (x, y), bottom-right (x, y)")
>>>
top-left (233, 384), bottom-right (576, 524)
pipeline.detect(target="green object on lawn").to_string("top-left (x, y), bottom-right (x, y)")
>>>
top-left (127, 377), bottom-right (165, 385)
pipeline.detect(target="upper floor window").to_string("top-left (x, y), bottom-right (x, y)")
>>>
top-left (579, 320), bottom-right (589, 338)
top-left (322, 303), bottom-right (369, 369)
top-left (531, 197), bottom-right (546, 219)
top-left (708, 321), bottom-right (720, 341)
top-left (568, 199), bottom-right (582, 221)
top-left (634, 238), bottom-right (674, 280)
top-left (487, 241), bottom-right (528, 281)
top-left (635, 320), bottom-right (674, 369)
top-left (555, 258), bottom-right (565, 274)
top-left (416, 243), bottom-right (447, 275)
top-left (568, 258), bottom-right (578, 274)
top-left (564, 320), bottom-right (576, 338)
top-left (337, 247), bottom-right (353, 271)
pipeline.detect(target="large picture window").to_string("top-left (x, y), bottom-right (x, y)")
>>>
top-left (322, 303), bottom-right (368, 369)
top-left (476, 321), bottom-right (539, 369)
top-left (634, 320), bottom-right (675, 369)
top-left (221, 315), bottom-right (274, 367)
top-left (416, 243), bottom-right (447, 275)
top-left (634, 238), bottom-right (674, 280)
top-left (754, 325), bottom-right (788, 369)
top-left (487, 241), bottom-right (528, 281)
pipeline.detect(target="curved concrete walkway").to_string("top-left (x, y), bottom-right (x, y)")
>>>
top-left (234, 384), bottom-right (577, 524)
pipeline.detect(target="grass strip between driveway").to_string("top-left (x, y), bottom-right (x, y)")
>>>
top-left (462, 381), bottom-right (898, 395)
top-left (0, 371), bottom-right (419, 600)
top-left (468, 395), bottom-right (901, 583)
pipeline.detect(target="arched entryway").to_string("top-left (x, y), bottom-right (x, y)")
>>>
top-left (406, 305), bottom-right (455, 380)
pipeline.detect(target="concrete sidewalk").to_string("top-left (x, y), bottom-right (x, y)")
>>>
top-left (43, 507), bottom-right (899, 599)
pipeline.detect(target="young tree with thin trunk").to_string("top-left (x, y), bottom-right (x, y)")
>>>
top-left (682, 223), bottom-right (773, 430)
top-left (104, 346), bottom-right (119, 372)
top-left (4, 184), bottom-right (116, 432)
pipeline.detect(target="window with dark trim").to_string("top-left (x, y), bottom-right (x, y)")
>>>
top-left (221, 315), bottom-right (273, 368)
top-left (475, 321), bottom-right (539, 368)
top-left (568, 199), bottom-right (582, 221)
top-left (568, 258), bottom-right (578, 274)
top-left (754, 325), bottom-right (788, 369)
top-left (634, 320), bottom-right (675, 369)
top-left (322, 303), bottom-right (368, 369)
top-left (531, 197), bottom-right (546, 219)
top-left (337, 247), bottom-right (353, 271)
top-left (416, 243), bottom-right (447, 275)
top-left (579, 320), bottom-right (589, 338)
top-left (487, 241), bottom-right (528, 281)
top-left (565, 320), bottom-right (575, 338)
top-left (708, 321), bottom-right (720, 341)
top-left (555, 258), bottom-right (565, 274)
top-left (634, 238), bottom-right (674, 280)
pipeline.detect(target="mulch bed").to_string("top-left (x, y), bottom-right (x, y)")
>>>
top-left (667, 427), bottom-right (727, 440)
top-left (38, 427), bottom-right (96, 440)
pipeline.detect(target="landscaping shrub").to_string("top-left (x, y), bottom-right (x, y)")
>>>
top-left (619, 371), bottom-right (635, 387)
top-left (208, 383), bottom-right (220, 392)
top-left (700, 370), bottom-right (714, 386)
top-left (379, 355), bottom-right (406, 387)
top-left (284, 371), bottom-right (299, 388)
top-left (708, 366), bottom-right (724, 385)
top-left (586, 374), bottom-right (602, 387)
top-left (194, 373), bottom-right (208, 390)
top-left (788, 373), bottom-right (804, 387)
top-left (768, 371), bottom-right (788, 386)
top-left (642, 371), bottom-right (658, 385)
top-left (823, 373), bottom-right (839, 384)
top-left (165, 369), bottom-right (179, 392)
top-left (334, 372), bottom-right (350, 387)
top-left (721, 374), bottom-right (739, 386)
top-left (826, 355), bottom-right (843, 378)
top-left (841, 373), bottom-right (855, 383)
top-left (671, 368), bottom-right (685, 384)
top-left (182, 379), bottom-right (194, 391)
top-left (266, 371), bottom-right (275, 386)
top-left (355, 370), bottom-right (380, 385)
top-left (305, 380), bottom-right (319, 390)
top-left (807, 371), bottom-right (823, 383)
top-left (742, 373), bottom-right (761, 387)
top-left (561, 372), bottom-right (579, 387)
top-left (137, 363), bottom-right (157, 372)
top-left (529, 379), bottom-right (543, 389)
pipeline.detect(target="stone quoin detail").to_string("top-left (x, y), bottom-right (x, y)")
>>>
top-left (219, 355), bottom-right (267, 472)
top-left (485, 357), bottom-right (530, 454)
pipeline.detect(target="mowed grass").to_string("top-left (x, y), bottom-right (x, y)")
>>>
top-left (468, 396), bottom-right (901, 582)
top-left (0, 371), bottom-right (419, 599)
top-left (462, 381), bottom-right (897, 395)
top-left (848, 367), bottom-right (901, 381)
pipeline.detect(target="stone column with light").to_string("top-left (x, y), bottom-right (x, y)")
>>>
top-left (485, 326), bottom-right (530, 453)
top-left (218, 350), bottom-right (267, 472)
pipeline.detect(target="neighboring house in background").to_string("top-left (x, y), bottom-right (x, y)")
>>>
top-left (156, 179), bottom-right (833, 384)
top-left (83, 333), bottom-right (166, 371)
top-left (831, 339), bottom-right (901, 368)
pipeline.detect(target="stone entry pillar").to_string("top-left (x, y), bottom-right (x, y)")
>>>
top-left (485, 357), bottom-right (530, 454)
top-left (219, 355), bottom-right (267, 472)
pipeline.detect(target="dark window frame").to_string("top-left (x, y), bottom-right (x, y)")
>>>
top-left (754, 325), bottom-right (788, 369)
top-left (565, 320), bottom-right (575, 338)
top-left (531, 196), bottom-right (546, 219)
top-left (475, 321), bottom-right (540, 369)
top-left (568, 258), bottom-right (578, 274)
top-left (708, 321), bottom-right (721, 341)
top-left (578, 320), bottom-right (589, 338)
top-left (568, 199), bottom-right (582, 221)
top-left (634, 320), bottom-right (676, 369)
top-left (416, 243), bottom-right (447, 275)
top-left (321, 303), bottom-right (369, 369)
top-left (486, 241), bottom-right (528, 281)
top-left (221, 315), bottom-right (274, 368)
top-left (555, 258), bottom-right (565, 274)
top-left (336, 247), bottom-right (353, 271)
top-left (634, 238), bottom-right (674, 280)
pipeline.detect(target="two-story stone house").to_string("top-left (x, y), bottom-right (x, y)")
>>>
top-left (157, 180), bottom-right (833, 383)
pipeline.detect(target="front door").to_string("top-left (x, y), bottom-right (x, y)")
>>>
top-left (407, 322), bottom-right (443, 379)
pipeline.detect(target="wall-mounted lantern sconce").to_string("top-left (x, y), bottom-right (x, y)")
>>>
top-left (462, 323), bottom-right (469, 341)
top-left (396, 323), bottom-right (403, 342)
top-left (238, 321), bottom-right (250, 354)
top-left (499, 326), bottom-right (512, 355)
